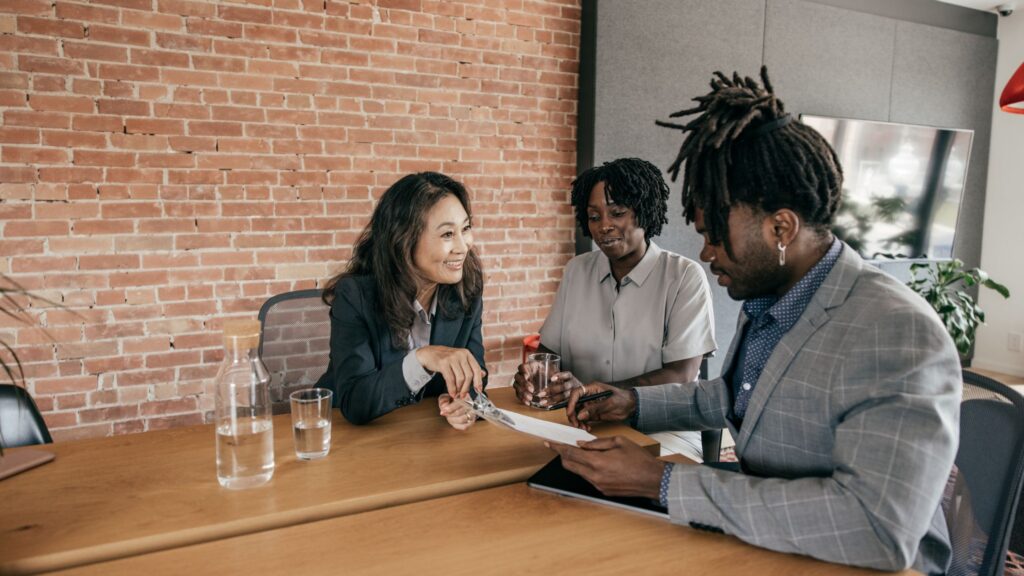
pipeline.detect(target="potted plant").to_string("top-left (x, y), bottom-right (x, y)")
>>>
top-left (906, 259), bottom-right (1011, 359)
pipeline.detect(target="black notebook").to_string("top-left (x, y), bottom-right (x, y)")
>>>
top-left (527, 456), bottom-right (670, 520)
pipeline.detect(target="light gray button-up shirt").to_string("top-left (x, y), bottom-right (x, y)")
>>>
top-left (539, 242), bottom-right (716, 384)
top-left (401, 293), bottom-right (438, 394)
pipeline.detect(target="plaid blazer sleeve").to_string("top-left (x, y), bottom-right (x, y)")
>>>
top-left (639, 268), bottom-right (961, 573)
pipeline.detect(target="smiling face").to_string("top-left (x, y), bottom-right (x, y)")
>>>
top-left (412, 193), bottom-right (473, 288)
top-left (587, 181), bottom-right (647, 267)
top-left (695, 206), bottom-right (786, 301)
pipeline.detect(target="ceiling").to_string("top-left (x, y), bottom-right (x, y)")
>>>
top-left (935, 0), bottom-right (1006, 12)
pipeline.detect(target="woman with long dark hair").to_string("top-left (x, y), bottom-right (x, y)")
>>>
top-left (316, 172), bottom-right (486, 427)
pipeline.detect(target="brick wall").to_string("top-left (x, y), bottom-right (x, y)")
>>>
top-left (0, 0), bottom-right (579, 441)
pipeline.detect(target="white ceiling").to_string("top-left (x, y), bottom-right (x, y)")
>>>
top-left (935, 0), bottom-right (1007, 12)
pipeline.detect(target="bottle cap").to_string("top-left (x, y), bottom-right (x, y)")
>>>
top-left (223, 318), bottom-right (260, 350)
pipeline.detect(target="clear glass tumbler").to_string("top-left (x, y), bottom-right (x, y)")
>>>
top-left (290, 388), bottom-right (333, 460)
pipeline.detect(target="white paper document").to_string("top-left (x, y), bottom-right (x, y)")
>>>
top-left (489, 408), bottom-right (596, 446)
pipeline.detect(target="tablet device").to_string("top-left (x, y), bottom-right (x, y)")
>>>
top-left (527, 456), bottom-right (670, 520)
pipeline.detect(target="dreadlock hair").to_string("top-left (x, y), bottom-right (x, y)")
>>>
top-left (571, 157), bottom-right (670, 240)
top-left (657, 66), bottom-right (843, 257)
top-left (322, 172), bottom-right (483, 350)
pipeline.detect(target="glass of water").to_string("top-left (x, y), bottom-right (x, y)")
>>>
top-left (527, 352), bottom-right (560, 408)
top-left (289, 388), bottom-right (333, 460)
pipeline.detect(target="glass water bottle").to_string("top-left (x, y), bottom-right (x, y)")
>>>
top-left (214, 319), bottom-right (274, 489)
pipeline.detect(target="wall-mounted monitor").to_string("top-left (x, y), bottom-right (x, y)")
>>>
top-left (800, 115), bottom-right (973, 260)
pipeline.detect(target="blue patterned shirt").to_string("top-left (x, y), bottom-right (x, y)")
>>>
top-left (730, 239), bottom-right (843, 422)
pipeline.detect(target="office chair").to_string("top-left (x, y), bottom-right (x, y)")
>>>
top-left (945, 370), bottom-right (1024, 576)
top-left (0, 384), bottom-right (53, 448)
top-left (698, 355), bottom-right (723, 463)
top-left (258, 289), bottom-right (332, 414)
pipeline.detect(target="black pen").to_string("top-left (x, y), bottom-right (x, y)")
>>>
top-left (547, 390), bottom-right (614, 411)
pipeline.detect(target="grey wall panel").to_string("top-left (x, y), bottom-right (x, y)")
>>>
top-left (584, 0), bottom-right (998, 374)
top-left (593, 0), bottom-right (765, 377)
top-left (890, 22), bottom-right (998, 269)
top-left (764, 0), bottom-right (895, 121)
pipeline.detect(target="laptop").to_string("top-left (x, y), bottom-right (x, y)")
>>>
top-left (527, 456), bottom-right (670, 520)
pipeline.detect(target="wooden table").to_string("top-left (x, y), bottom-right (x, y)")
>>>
top-left (50, 483), bottom-right (919, 576)
top-left (0, 387), bottom-right (655, 575)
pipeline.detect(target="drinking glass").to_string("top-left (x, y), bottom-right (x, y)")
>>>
top-left (290, 388), bottom-right (332, 460)
top-left (527, 352), bottom-right (560, 408)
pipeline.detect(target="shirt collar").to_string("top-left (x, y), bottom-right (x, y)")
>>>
top-left (412, 291), bottom-right (438, 324)
top-left (596, 241), bottom-right (661, 288)
top-left (742, 238), bottom-right (843, 331)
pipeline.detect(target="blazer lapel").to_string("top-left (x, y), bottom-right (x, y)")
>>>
top-left (429, 289), bottom-right (466, 347)
top-left (734, 245), bottom-right (864, 453)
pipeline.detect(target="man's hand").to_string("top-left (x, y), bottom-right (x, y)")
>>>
top-left (566, 382), bottom-right (636, 431)
top-left (416, 345), bottom-right (484, 399)
top-left (547, 436), bottom-right (664, 499)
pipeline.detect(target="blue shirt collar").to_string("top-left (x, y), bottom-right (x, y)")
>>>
top-left (742, 238), bottom-right (843, 331)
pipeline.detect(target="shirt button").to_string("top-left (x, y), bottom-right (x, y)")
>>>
top-left (742, 383), bottom-right (752, 391)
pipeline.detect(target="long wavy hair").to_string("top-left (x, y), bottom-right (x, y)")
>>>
top-left (322, 172), bottom-right (484, 349)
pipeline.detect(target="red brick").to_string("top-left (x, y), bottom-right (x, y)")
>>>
top-left (2, 146), bottom-right (69, 164)
top-left (34, 375), bottom-right (98, 395)
top-left (40, 130), bottom-right (105, 148)
top-left (16, 16), bottom-right (86, 37)
top-left (121, 10), bottom-right (182, 31)
top-left (55, 2), bottom-right (119, 23)
top-left (89, 24), bottom-right (151, 46)
top-left (97, 64), bottom-right (160, 82)
top-left (61, 42), bottom-right (128, 63)
top-left (130, 48), bottom-right (191, 68)
top-left (71, 114), bottom-right (123, 133)
top-left (218, 4), bottom-right (272, 23)
top-left (0, 72), bottom-right (30, 89)
top-left (4, 110), bottom-right (70, 129)
top-left (28, 94), bottom-right (94, 113)
top-left (74, 150), bottom-right (135, 167)
top-left (19, 55), bottom-right (83, 75)
top-left (4, 221), bottom-right (68, 237)
top-left (2, 0), bottom-right (51, 15)
top-left (156, 32), bottom-right (212, 52)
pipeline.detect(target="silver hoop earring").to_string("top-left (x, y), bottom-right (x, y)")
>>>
top-left (777, 242), bottom-right (786, 266)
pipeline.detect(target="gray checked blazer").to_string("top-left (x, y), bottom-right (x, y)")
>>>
top-left (634, 243), bottom-right (961, 574)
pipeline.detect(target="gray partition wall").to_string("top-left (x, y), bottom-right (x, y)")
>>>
top-left (580, 0), bottom-right (998, 376)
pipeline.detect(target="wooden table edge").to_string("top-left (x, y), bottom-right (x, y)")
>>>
top-left (0, 465), bottom-right (541, 576)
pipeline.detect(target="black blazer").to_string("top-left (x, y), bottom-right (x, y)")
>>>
top-left (315, 275), bottom-right (486, 425)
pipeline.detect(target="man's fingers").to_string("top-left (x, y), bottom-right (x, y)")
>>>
top-left (577, 436), bottom-right (619, 451)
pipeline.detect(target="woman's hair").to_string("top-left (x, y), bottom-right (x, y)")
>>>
top-left (322, 172), bottom-right (483, 349)
top-left (657, 66), bottom-right (843, 256)
top-left (570, 157), bottom-right (670, 240)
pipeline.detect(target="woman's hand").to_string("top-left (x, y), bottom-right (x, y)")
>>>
top-left (416, 345), bottom-right (484, 399)
top-left (513, 365), bottom-right (581, 408)
top-left (438, 393), bottom-right (476, 431)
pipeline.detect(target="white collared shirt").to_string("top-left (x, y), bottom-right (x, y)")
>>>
top-left (539, 241), bottom-right (716, 384)
top-left (401, 293), bottom-right (438, 394)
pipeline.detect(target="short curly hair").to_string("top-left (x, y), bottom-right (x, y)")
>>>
top-left (571, 157), bottom-right (670, 240)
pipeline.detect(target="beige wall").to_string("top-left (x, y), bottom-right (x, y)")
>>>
top-left (974, 12), bottom-right (1024, 377)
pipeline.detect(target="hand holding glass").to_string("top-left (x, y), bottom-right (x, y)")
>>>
top-left (290, 389), bottom-right (332, 460)
top-left (526, 353), bottom-right (560, 408)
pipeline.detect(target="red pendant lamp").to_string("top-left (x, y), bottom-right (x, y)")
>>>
top-left (1000, 62), bottom-right (1024, 114)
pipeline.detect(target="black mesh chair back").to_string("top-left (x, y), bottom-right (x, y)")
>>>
top-left (258, 289), bottom-right (331, 414)
top-left (698, 355), bottom-right (723, 462)
top-left (0, 384), bottom-right (53, 448)
top-left (945, 370), bottom-right (1024, 576)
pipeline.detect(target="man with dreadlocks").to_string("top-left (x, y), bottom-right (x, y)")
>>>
top-left (550, 68), bottom-right (960, 574)
top-left (512, 157), bottom-right (716, 458)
